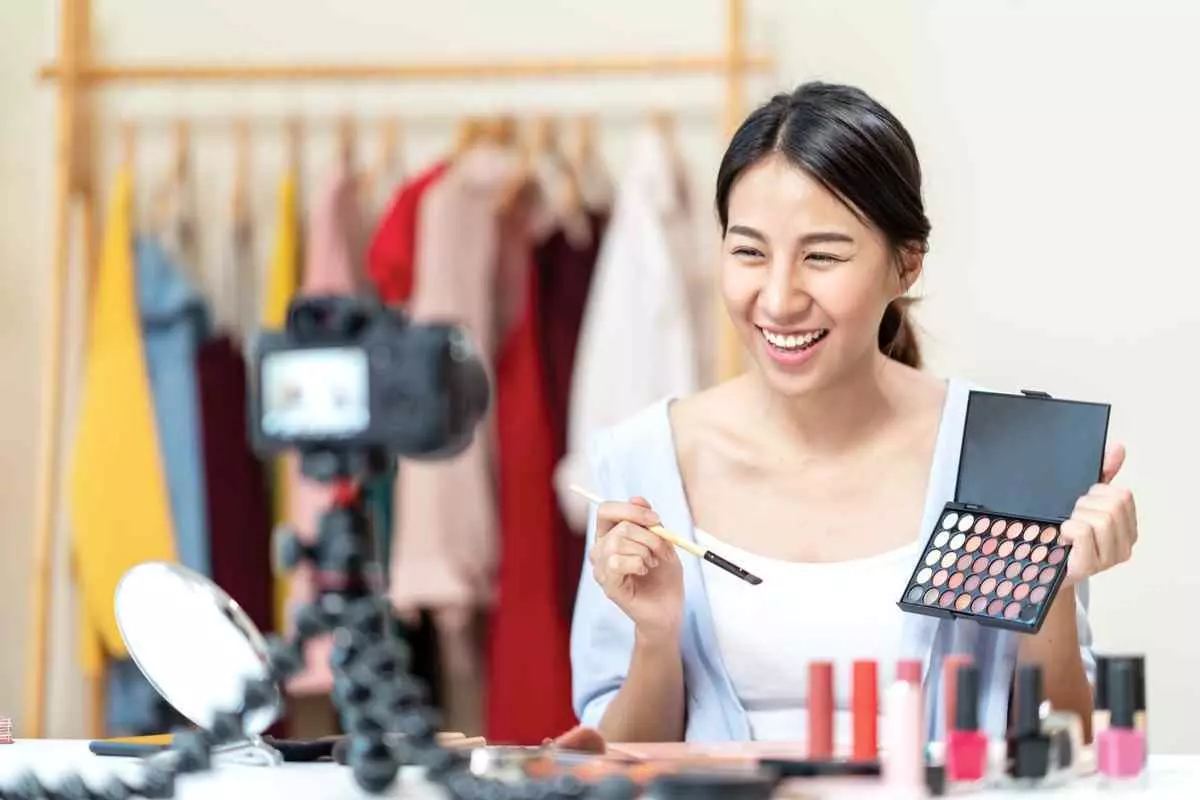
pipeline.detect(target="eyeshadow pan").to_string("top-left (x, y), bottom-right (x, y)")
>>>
top-left (1006, 521), bottom-right (1023, 540)
top-left (956, 554), bottom-right (972, 571)
top-left (957, 514), bottom-right (975, 532)
top-left (1039, 566), bottom-right (1057, 585)
top-left (1013, 583), bottom-right (1031, 601)
top-left (971, 596), bottom-right (988, 613)
top-left (964, 575), bottom-right (981, 593)
top-left (1019, 604), bottom-right (1037, 622)
top-left (934, 531), bottom-right (950, 548)
top-left (1030, 586), bottom-right (1047, 604)
top-left (981, 538), bottom-right (998, 556)
top-left (949, 572), bottom-right (965, 590)
top-left (1023, 524), bottom-right (1041, 543)
top-left (1022, 563), bottom-right (1040, 582)
top-left (974, 517), bottom-right (990, 534)
top-left (949, 533), bottom-right (967, 550)
top-left (987, 598), bottom-right (1004, 615)
top-left (965, 535), bottom-right (982, 553)
top-left (1031, 545), bottom-right (1048, 563)
top-left (1040, 526), bottom-right (1057, 545)
top-left (980, 576), bottom-right (997, 595)
top-left (926, 550), bottom-right (942, 567)
top-left (907, 586), bottom-right (924, 602)
top-left (1048, 547), bottom-right (1065, 565)
top-left (1005, 562), bottom-right (1022, 580)
top-left (916, 567), bottom-right (933, 584)
top-left (972, 556), bottom-right (989, 574)
top-left (924, 588), bottom-right (939, 604)
top-left (990, 519), bottom-right (1007, 537)
top-left (933, 569), bottom-right (949, 587)
top-left (939, 590), bottom-right (955, 607)
top-left (941, 552), bottom-right (957, 569)
top-left (955, 594), bottom-right (971, 611)
top-left (1014, 543), bottom-right (1032, 561)
top-left (942, 512), bottom-right (959, 530)
top-left (998, 541), bottom-right (1015, 559)
top-left (988, 559), bottom-right (1005, 577)
top-left (997, 580), bottom-right (1014, 598)
top-left (1004, 602), bottom-right (1021, 620)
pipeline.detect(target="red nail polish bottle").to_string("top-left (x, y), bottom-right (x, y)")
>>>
top-left (946, 662), bottom-right (988, 785)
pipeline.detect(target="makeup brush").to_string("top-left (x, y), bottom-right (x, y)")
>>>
top-left (568, 484), bottom-right (763, 586)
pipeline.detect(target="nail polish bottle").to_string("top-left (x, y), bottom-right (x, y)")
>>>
top-left (1127, 655), bottom-right (1148, 765)
top-left (945, 663), bottom-right (988, 786)
top-left (1097, 660), bottom-right (1146, 785)
top-left (1006, 665), bottom-right (1051, 785)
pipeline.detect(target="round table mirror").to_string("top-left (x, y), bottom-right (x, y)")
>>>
top-left (114, 561), bottom-right (282, 743)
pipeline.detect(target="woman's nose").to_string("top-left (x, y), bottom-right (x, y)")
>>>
top-left (760, 262), bottom-right (812, 319)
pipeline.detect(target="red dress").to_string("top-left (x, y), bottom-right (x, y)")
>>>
top-left (487, 254), bottom-right (578, 744)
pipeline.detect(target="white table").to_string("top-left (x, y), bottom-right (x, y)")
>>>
top-left (1, 739), bottom-right (1198, 798)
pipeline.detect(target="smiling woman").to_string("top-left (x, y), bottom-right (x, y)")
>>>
top-left (569, 81), bottom-right (1138, 750)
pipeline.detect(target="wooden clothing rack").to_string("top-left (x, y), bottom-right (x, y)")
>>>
top-left (29, 0), bottom-right (772, 739)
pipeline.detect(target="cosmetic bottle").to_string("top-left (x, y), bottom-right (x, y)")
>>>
top-left (945, 663), bottom-right (988, 786)
top-left (1006, 665), bottom-right (1051, 785)
top-left (1097, 660), bottom-right (1146, 786)
top-left (882, 680), bottom-right (926, 796)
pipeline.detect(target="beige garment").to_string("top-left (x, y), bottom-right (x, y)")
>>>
top-left (387, 144), bottom-right (527, 615)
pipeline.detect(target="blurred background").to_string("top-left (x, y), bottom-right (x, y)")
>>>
top-left (0, 0), bottom-right (1196, 753)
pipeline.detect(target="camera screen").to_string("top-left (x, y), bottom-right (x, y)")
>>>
top-left (260, 347), bottom-right (370, 439)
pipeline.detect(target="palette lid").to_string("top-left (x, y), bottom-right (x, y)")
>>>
top-left (955, 390), bottom-right (1111, 521)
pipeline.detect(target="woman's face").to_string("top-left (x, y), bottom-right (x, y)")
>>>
top-left (720, 154), bottom-right (915, 397)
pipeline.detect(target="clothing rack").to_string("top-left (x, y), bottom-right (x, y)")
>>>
top-left (29, 0), bottom-right (771, 739)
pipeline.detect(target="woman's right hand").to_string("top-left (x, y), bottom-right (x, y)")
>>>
top-left (589, 497), bottom-right (684, 640)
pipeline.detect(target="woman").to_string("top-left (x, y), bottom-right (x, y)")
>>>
top-left (568, 82), bottom-right (1138, 746)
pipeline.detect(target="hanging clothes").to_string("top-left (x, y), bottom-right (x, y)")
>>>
top-left (282, 162), bottom-right (371, 696)
top-left (529, 150), bottom-right (612, 624)
top-left (68, 167), bottom-right (179, 670)
top-left (199, 333), bottom-right (274, 635)
top-left (367, 160), bottom-right (449, 307)
top-left (554, 126), bottom-right (701, 533)
top-left (386, 146), bottom-right (535, 737)
top-left (261, 169), bottom-right (301, 635)
top-left (486, 178), bottom-right (579, 744)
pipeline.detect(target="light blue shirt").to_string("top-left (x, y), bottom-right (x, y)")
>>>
top-left (569, 378), bottom-right (1095, 743)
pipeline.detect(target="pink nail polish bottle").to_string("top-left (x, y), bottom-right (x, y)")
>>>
top-left (1097, 660), bottom-right (1146, 785)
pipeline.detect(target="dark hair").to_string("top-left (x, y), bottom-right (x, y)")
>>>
top-left (715, 81), bottom-right (930, 369)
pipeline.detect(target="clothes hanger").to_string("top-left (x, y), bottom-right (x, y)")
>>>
top-left (231, 117), bottom-right (251, 224)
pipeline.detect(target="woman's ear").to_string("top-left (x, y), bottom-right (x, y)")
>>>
top-left (894, 244), bottom-right (925, 296)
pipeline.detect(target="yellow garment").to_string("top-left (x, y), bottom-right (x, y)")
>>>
top-left (261, 170), bottom-right (300, 633)
top-left (68, 167), bottom-right (179, 668)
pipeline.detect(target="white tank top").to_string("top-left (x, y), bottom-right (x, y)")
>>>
top-left (694, 527), bottom-right (919, 747)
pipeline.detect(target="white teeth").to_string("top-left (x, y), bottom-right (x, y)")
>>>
top-left (761, 328), bottom-right (827, 350)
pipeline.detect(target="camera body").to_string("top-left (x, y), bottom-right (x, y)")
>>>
top-left (249, 294), bottom-right (490, 461)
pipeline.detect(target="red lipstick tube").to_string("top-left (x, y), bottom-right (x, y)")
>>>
top-left (808, 661), bottom-right (834, 759)
top-left (852, 660), bottom-right (878, 761)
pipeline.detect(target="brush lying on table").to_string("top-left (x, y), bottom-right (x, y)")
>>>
top-left (569, 484), bottom-right (763, 586)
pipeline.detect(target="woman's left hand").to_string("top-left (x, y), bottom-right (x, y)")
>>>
top-left (1061, 443), bottom-right (1138, 586)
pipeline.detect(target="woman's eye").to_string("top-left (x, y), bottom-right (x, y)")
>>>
top-left (731, 247), bottom-right (764, 259)
top-left (807, 253), bottom-right (846, 265)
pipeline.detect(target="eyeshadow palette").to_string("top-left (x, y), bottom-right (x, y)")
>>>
top-left (898, 389), bottom-right (1111, 634)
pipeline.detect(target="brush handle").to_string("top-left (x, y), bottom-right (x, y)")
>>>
top-left (569, 484), bottom-right (705, 557)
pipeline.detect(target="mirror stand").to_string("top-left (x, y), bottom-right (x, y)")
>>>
top-left (211, 736), bottom-right (284, 768)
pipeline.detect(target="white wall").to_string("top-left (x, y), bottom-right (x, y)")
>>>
top-left (1, 0), bottom-right (1195, 750)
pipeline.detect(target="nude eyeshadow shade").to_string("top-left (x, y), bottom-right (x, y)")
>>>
top-left (897, 389), bottom-right (1111, 635)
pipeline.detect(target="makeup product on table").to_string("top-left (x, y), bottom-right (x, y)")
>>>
top-left (1097, 660), bottom-right (1146, 785)
top-left (941, 653), bottom-right (973, 739)
top-left (852, 660), bottom-right (879, 761)
top-left (569, 485), bottom-right (763, 585)
top-left (1095, 653), bottom-right (1148, 767)
top-left (882, 679), bottom-right (926, 794)
top-left (1005, 664), bottom-right (1073, 788)
top-left (808, 661), bottom-right (834, 759)
top-left (945, 663), bottom-right (987, 785)
top-left (896, 659), bottom-right (922, 686)
top-left (897, 389), bottom-right (1110, 634)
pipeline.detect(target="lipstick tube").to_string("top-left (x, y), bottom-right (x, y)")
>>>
top-left (883, 679), bottom-right (925, 793)
top-left (808, 661), bottom-right (833, 759)
top-left (852, 660), bottom-right (879, 761)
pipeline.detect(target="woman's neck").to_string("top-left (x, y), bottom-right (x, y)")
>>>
top-left (745, 351), bottom-right (907, 459)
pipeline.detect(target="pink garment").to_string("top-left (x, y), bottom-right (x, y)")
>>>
top-left (388, 144), bottom-right (542, 614)
top-left (283, 164), bottom-right (369, 695)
